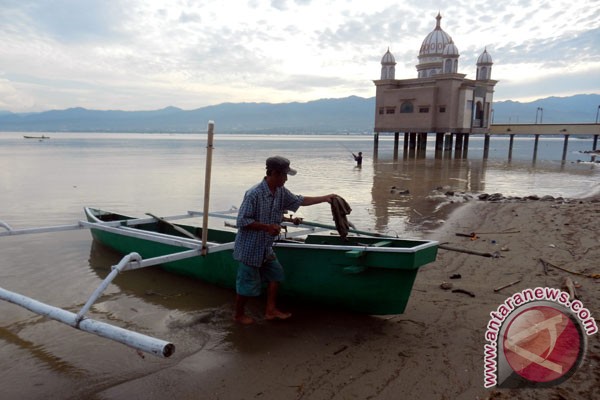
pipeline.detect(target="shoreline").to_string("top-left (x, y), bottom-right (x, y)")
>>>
top-left (96, 195), bottom-right (600, 400)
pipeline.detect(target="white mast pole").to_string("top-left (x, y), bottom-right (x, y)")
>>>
top-left (201, 121), bottom-right (215, 256)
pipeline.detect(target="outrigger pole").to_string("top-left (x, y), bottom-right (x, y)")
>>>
top-left (0, 270), bottom-right (175, 358)
top-left (0, 234), bottom-right (177, 357)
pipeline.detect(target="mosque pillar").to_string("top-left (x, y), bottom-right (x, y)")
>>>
top-left (409, 132), bottom-right (417, 158)
top-left (417, 132), bottom-right (427, 158)
top-left (393, 132), bottom-right (400, 160)
top-left (455, 133), bottom-right (464, 158)
top-left (483, 134), bottom-right (490, 159)
top-left (409, 132), bottom-right (417, 150)
top-left (373, 132), bottom-right (379, 160)
top-left (435, 132), bottom-right (444, 159)
top-left (533, 134), bottom-right (540, 162)
top-left (435, 133), bottom-right (444, 151)
top-left (444, 133), bottom-right (453, 152)
top-left (508, 134), bottom-right (515, 160)
top-left (561, 134), bottom-right (570, 162)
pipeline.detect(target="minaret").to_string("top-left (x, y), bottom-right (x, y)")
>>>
top-left (476, 48), bottom-right (493, 80)
top-left (380, 48), bottom-right (396, 80)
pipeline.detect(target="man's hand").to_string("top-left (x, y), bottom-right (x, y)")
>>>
top-left (245, 221), bottom-right (281, 236)
top-left (264, 224), bottom-right (281, 236)
top-left (324, 193), bottom-right (337, 203)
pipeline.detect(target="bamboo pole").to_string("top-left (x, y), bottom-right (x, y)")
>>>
top-left (201, 121), bottom-right (215, 256)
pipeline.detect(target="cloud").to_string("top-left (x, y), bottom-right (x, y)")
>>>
top-left (494, 63), bottom-right (600, 102)
top-left (0, 0), bottom-right (129, 44)
top-left (0, 0), bottom-right (598, 111)
top-left (179, 11), bottom-right (202, 24)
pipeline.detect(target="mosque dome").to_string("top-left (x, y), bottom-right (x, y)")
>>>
top-left (417, 13), bottom-right (454, 78)
top-left (381, 48), bottom-right (396, 65)
top-left (477, 48), bottom-right (493, 65)
top-left (419, 13), bottom-right (453, 57)
top-left (442, 42), bottom-right (459, 57)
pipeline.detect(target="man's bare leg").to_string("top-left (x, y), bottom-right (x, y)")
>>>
top-left (265, 281), bottom-right (291, 320)
top-left (234, 294), bottom-right (255, 325)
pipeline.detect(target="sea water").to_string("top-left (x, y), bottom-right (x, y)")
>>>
top-left (0, 131), bottom-right (598, 398)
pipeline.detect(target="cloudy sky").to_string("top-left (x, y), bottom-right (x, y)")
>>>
top-left (0, 0), bottom-right (599, 113)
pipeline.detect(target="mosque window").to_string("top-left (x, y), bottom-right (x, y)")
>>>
top-left (419, 107), bottom-right (430, 113)
top-left (400, 102), bottom-right (413, 113)
top-left (379, 107), bottom-right (384, 115)
top-left (439, 106), bottom-right (446, 113)
top-left (444, 59), bottom-right (453, 73)
top-left (480, 67), bottom-right (488, 79)
top-left (476, 102), bottom-right (484, 120)
top-left (386, 107), bottom-right (396, 114)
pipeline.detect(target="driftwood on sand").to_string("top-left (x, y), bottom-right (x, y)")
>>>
top-left (438, 243), bottom-right (500, 258)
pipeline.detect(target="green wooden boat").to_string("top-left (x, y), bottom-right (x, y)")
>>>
top-left (85, 207), bottom-right (438, 315)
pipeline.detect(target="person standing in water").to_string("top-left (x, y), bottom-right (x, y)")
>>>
top-left (352, 151), bottom-right (363, 167)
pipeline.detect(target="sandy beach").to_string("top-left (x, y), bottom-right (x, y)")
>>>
top-left (93, 195), bottom-right (599, 400)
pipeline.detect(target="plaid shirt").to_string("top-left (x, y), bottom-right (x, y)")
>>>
top-left (233, 178), bottom-right (303, 267)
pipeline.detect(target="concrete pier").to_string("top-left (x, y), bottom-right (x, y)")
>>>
top-left (373, 123), bottom-right (600, 160)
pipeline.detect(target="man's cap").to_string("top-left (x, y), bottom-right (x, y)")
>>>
top-left (266, 156), bottom-right (297, 176)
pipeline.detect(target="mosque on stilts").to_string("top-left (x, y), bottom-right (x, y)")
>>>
top-left (373, 12), bottom-right (497, 158)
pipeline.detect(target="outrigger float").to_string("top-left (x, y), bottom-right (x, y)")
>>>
top-left (0, 122), bottom-right (438, 358)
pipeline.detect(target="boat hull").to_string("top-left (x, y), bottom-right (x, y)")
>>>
top-left (85, 208), bottom-right (437, 315)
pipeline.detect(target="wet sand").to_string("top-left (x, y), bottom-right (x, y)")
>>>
top-left (97, 196), bottom-right (600, 400)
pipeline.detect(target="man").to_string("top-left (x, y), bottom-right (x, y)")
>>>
top-left (352, 151), bottom-right (363, 167)
top-left (233, 156), bottom-right (334, 325)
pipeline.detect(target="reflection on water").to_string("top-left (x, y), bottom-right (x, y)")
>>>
top-left (0, 323), bottom-right (87, 378)
top-left (370, 157), bottom-right (488, 233)
top-left (88, 240), bottom-right (232, 312)
top-left (0, 132), bottom-right (598, 397)
top-left (368, 154), bottom-right (598, 234)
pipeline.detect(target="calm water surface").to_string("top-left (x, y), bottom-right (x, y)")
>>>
top-left (0, 132), bottom-right (598, 398)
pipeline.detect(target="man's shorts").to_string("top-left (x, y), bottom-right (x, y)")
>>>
top-left (236, 258), bottom-right (285, 297)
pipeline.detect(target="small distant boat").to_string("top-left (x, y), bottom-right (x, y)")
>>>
top-left (23, 135), bottom-right (50, 139)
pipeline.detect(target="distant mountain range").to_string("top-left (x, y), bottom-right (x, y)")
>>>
top-left (1, 94), bottom-right (598, 133)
